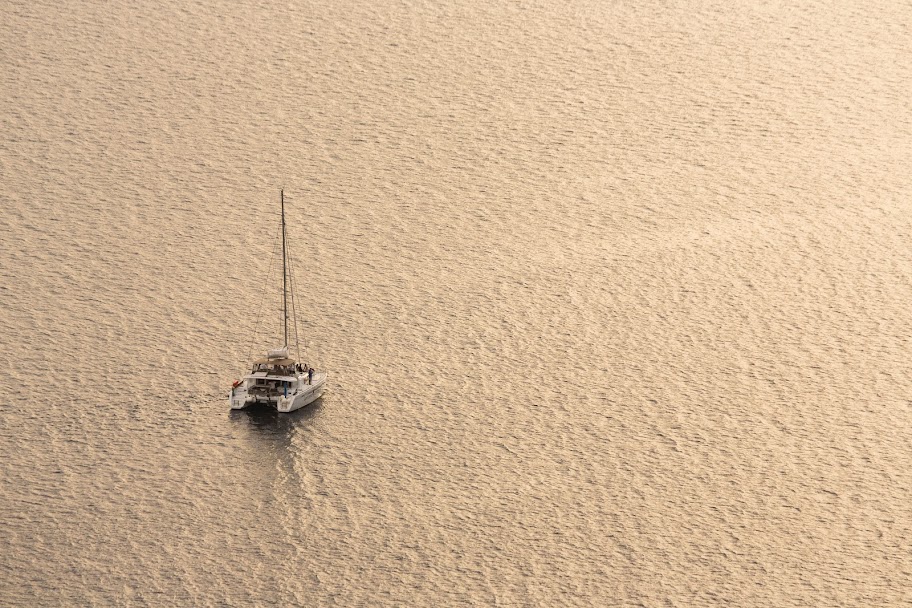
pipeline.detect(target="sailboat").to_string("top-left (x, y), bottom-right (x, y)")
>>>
top-left (229, 190), bottom-right (326, 412)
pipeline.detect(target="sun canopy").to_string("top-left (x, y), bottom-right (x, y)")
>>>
top-left (252, 358), bottom-right (296, 366)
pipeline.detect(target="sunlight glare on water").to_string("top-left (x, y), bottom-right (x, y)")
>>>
top-left (1, 0), bottom-right (911, 605)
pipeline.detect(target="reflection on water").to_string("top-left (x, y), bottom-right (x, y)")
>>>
top-left (230, 399), bottom-right (326, 478)
top-left (231, 398), bottom-right (325, 436)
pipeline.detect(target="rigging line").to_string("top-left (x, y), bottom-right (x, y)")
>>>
top-left (290, 234), bottom-right (302, 362)
top-left (281, 194), bottom-right (300, 361)
top-left (284, 219), bottom-right (292, 353)
top-left (276, 217), bottom-right (286, 345)
top-left (246, 221), bottom-right (281, 361)
top-left (245, 220), bottom-right (283, 362)
top-left (285, 217), bottom-right (302, 362)
top-left (281, 190), bottom-right (289, 348)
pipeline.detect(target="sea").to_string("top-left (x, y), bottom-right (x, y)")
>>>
top-left (2, 0), bottom-right (911, 605)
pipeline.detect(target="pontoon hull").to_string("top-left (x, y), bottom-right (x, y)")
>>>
top-left (229, 372), bottom-right (326, 412)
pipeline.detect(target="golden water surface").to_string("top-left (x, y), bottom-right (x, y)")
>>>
top-left (2, 1), bottom-right (911, 605)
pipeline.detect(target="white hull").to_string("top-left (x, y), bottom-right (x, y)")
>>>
top-left (230, 372), bottom-right (326, 412)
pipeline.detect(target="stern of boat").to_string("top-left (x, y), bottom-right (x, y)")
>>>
top-left (229, 386), bottom-right (250, 410)
top-left (275, 372), bottom-right (327, 412)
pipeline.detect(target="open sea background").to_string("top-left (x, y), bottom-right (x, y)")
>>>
top-left (2, 0), bottom-right (911, 605)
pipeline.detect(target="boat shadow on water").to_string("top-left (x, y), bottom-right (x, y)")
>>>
top-left (228, 399), bottom-right (325, 479)
top-left (229, 397), bottom-right (325, 434)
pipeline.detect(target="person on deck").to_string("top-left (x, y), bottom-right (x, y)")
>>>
top-left (308, 367), bottom-right (314, 385)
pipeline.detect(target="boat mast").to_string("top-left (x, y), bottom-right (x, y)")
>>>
top-left (281, 189), bottom-right (288, 349)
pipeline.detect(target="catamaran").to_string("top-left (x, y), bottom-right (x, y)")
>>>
top-left (229, 190), bottom-right (326, 412)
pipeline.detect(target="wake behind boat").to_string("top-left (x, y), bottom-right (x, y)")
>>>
top-left (229, 190), bottom-right (326, 412)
